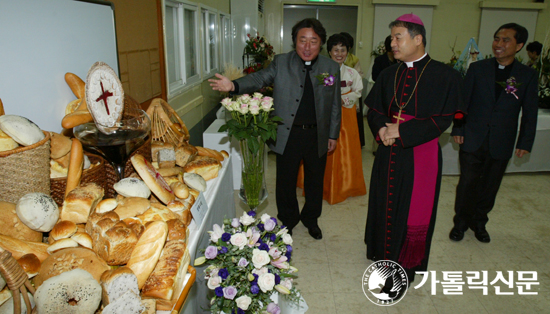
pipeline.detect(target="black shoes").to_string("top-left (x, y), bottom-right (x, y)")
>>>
top-left (449, 228), bottom-right (465, 241)
top-left (307, 225), bottom-right (323, 240)
top-left (472, 227), bottom-right (491, 243)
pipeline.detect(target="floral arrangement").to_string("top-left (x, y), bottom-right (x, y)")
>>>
top-left (219, 93), bottom-right (282, 210)
top-left (244, 33), bottom-right (275, 67)
top-left (194, 211), bottom-right (301, 313)
top-left (497, 76), bottom-right (522, 99)
top-left (533, 47), bottom-right (550, 108)
top-left (315, 73), bottom-right (337, 86)
top-left (370, 40), bottom-right (386, 57)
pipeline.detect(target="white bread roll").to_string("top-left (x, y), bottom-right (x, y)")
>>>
top-left (16, 253), bottom-right (41, 278)
top-left (34, 247), bottom-right (110, 288)
top-left (47, 238), bottom-right (79, 254)
top-left (61, 182), bottom-right (104, 224)
top-left (131, 154), bottom-right (175, 204)
top-left (70, 232), bottom-right (92, 249)
top-left (0, 129), bottom-right (18, 152)
top-left (96, 198), bottom-right (118, 214)
top-left (34, 269), bottom-right (101, 314)
top-left (50, 220), bottom-right (77, 241)
top-left (0, 201), bottom-right (42, 242)
top-left (126, 220), bottom-right (168, 289)
top-left (114, 177), bottom-right (151, 199)
top-left (183, 172), bottom-right (206, 192)
top-left (113, 197), bottom-right (150, 220)
top-left (16, 193), bottom-right (59, 232)
top-left (102, 289), bottom-right (144, 314)
top-left (0, 234), bottom-right (49, 262)
top-left (0, 115), bottom-right (44, 146)
top-left (141, 240), bottom-right (189, 301)
top-left (100, 266), bottom-right (140, 305)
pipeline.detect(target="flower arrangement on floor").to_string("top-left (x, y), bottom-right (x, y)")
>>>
top-left (219, 93), bottom-right (282, 210)
top-left (533, 47), bottom-right (550, 108)
top-left (194, 211), bottom-right (301, 313)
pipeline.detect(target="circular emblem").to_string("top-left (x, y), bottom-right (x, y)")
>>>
top-left (362, 260), bottom-right (408, 306)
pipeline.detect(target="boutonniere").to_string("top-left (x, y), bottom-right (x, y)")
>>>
top-left (315, 72), bottom-right (337, 86)
top-left (497, 76), bottom-right (522, 99)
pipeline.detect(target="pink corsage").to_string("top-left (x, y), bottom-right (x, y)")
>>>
top-left (497, 76), bottom-right (522, 99)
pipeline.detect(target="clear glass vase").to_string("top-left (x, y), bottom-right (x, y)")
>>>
top-left (238, 137), bottom-right (268, 211)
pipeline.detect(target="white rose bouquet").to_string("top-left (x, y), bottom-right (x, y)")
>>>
top-left (195, 211), bottom-right (301, 314)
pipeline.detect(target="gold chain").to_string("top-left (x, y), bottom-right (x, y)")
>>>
top-left (393, 59), bottom-right (432, 111)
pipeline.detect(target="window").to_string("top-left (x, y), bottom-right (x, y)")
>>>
top-left (220, 14), bottom-right (232, 70)
top-left (202, 8), bottom-right (219, 76)
top-left (164, 1), bottom-right (200, 96)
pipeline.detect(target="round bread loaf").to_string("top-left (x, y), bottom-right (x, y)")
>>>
top-left (0, 115), bottom-right (44, 146)
top-left (114, 177), bottom-right (151, 198)
top-left (34, 247), bottom-right (110, 288)
top-left (50, 220), bottom-right (77, 241)
top-left (16, 193), bottom-right (59, 232)
top-left (34, 268), bottom-right (102, 314)
top-left (183, 172), bottom-right (206, 192)
top-left (16, 253), bottom-right (41, 278)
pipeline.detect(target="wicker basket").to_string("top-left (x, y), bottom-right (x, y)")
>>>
top-left (0, 250), bottom-right (36, 314)
top-left (0, 131), bottom-right (51, 204)
top-left (146, 98), bottom-right (190, 147)
top-left (103, 137), bottom-right (151, 198)
top-left (50, 153), bottom-right (106, 207)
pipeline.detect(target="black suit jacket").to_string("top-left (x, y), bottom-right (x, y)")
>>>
top-left (451, 58), bottom-right (539, 160)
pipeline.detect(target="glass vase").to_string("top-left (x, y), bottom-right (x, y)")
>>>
top-left (238, 137), bottom-right (268, 211)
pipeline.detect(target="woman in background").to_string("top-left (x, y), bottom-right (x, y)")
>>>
top-left (299, 34), bottom-right (366, 204)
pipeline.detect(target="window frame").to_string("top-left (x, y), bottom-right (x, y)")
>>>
top-left (219, 12), bottom-right (233, 72)
top-left (200, 5), bottom-right (220, 78)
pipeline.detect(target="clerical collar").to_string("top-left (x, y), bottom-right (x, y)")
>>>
top-left (405, 53), bottom-right (428, 68)
top-left (302, 56), bottom-right (319, 69)
top-left (496, 58), bottom-right (514, 69)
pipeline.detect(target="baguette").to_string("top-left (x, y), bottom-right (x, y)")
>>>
top-left (196, 146), bottom-right (224, 162)
top-left (65, 138), bottom-right (84, 197)
top-left (0, 234), bottom-right (49, 262)
top-left (64, 72), bottom-right (86, 99)
top-left (131, 154), bottom-right (175, 205)
top-left (61, 110), bottom-right (94, 129)
top-left (126, 221), bottom-right (168, 289)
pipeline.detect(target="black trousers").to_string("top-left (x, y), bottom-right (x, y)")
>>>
top-left (276, 127), bottom-right (327, 230)
top-left (453, 138), bottom-right (509, 230)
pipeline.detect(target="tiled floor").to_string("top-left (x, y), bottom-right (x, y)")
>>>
top-left (233, 122), bottom-right (550, 314)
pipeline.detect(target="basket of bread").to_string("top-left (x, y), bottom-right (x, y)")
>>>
top-left (0, 100), bottom-right (51, 204)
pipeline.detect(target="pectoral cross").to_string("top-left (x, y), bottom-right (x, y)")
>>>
top-left (393, 109), bottom-right (405, 125)
top-left (95, 81), bottom-right (113, 115)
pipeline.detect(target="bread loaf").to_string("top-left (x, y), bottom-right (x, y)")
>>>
top-left (166, 219), bottom-right (187, 242)
top-left (158, 147), bottom-right (176, 168)
top-left (94, 220), bottom-right (138, 265)
top-left (102, 289), bottom-right (144, 314)
top-left (65, 138), bottom-right (84, 197)
top-left (137, 202), bottom-right (179, 224)
top-left (100, 266), bottom-right (140, 305)
top-left (141, 299), bottom-right (156, 314)
top-left (196, 146), bottom-right (224, 162)
top-left (16, 193), bottom-right (59, 232)
top-left (156, 166), bottom-right (183, 178)
top-left (183, 172), bottom-right (206, 192)
top-left (0, 234), bottom-right (49, 262)
top-left (34, 247), bottom-right (110, 288)
top-left (183, 157), bottom-right (221, 181)
top-left (85, 210), bottom-right (119, 235)
top-left (151, 141), bottom-right (174, 162)
top-left (141, 240), bottom-right (188, 301)
top-left (122, 217), bottom-right (145, 239)
top-left (61, 182), bottom-right (104, 224)
top-left (113, 178), bottom-right (151, 199)
top-left (131, 154), bottom-right (175, 204)
top-left (175, 143), bottom-right (198, 167)
top-left (126, 221), bottom-right (168, 289)
top-left (65, 72), bottom-right (86, 99)
top-left (0, 201), bottom-right (42, 242)
top-left (50, 132), bottom-right (72, 159)
top-left (114, 197), bottom-right (150, 220)
top-left (61, 110), bottom-right (94, 129)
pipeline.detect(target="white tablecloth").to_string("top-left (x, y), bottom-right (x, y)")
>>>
top-left (441, 109), bottom-right (550, 175)
top-left (176, 156), bottom-right (236, 314)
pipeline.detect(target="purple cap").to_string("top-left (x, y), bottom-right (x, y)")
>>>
top-left (395, 13), bottom-right (424, 26)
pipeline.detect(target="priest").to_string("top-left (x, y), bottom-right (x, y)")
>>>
top-left (364, 13), bottom-right (464, 282)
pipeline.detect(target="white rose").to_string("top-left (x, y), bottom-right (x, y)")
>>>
top-left (276, 227), bottom-right (288, 237)
top-left (249, 103), bottom-right (260, 115)
top-left (235, 295), bottom-right (252, 310)
top-left (239, 102), bottom-right (249, 114)
top-left (240, 94), bottom-right (251, 103)
top-left (207, 275), bottom-right (221, 289)
top-left (239, 213), bottom-right (255, 226)
top-left (230, 232), bottom-right (248, 250)
top-left (282, 233), bottom-right (293, 245)
top-left (260, 213), bottom-right (271, 223)
top-left (252, 248), bottom-right (271, 269)
top-left (252, 266), bottom-right (268, 276)
top-left (282, 278), bottom-right (293, 290)
top-left (258, 273), bottom-right (275, 293)
top-left (221, 97), bottom-right (232, 108)
top-left (261, 97), bottom-right (274, 111)
top-left (230, 101), bottom-right (240, 111)
top-left (253, 92), bottom-right (263, 99)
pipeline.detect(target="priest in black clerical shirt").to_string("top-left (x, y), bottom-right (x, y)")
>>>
top-left (450, 23), bottom-right (538, 244)
top-left (364, 13), bottom-right (464, 282)
top-left (209, 18), bottom-right (341, 240)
